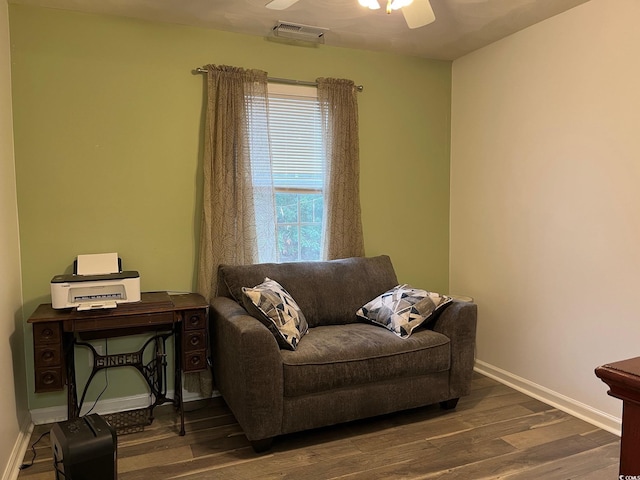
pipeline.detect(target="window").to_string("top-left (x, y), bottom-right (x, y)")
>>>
top-left (267, 84), bottom-right (324, 262)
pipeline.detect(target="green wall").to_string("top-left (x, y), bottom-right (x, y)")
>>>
top-left (10, 5), bottom-right (452, 410)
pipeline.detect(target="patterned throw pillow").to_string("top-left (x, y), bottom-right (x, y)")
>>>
top-left (242, 277), bottom-right (309, 350)
top-left (356, 284), bottom-right (452, 338)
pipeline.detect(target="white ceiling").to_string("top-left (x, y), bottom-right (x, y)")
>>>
top-left (9, 0), bottom-right (592, 60)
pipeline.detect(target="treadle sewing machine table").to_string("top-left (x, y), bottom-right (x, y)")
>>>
top-left (28, 291), bottom-right (209, 436)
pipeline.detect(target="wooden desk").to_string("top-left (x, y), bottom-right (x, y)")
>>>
top-left (28, 291), bottom-right (209, 435)
top-left (595, 357), bottom-right (640, 476)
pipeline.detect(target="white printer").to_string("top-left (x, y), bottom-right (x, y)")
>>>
top-left (50, 253), bottom-right (141, 310)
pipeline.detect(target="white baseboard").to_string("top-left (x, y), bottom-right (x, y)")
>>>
top-left (474, 359), bottom-right (621, 436)
top-left (29, 389), bottom-right (218, 425)
top-left (2, 412), bottom-right (33, 480)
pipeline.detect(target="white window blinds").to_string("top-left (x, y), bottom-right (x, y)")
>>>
top-left (267, 85), bottom-right (323, 191)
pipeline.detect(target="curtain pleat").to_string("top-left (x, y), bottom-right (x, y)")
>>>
top-left (191, 65), bottom-right (276, 394)
top-left (197, 65), bottom-right (276, 303)
top-left (317, 77), bottom-right (365, 260)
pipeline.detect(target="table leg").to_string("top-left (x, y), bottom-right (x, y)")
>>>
top-left (620, 401), bottom-right (640, 476)
top-left (65, 334), bottom-right (78, 420)
top-left (174, 325), bottom-right (185, 436)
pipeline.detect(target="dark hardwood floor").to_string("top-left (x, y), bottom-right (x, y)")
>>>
top-left (17, 373), bottom-right (620, 479)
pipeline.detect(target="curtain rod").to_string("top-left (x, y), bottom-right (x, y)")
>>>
top-left (194, 67), bottom-right (363, 92)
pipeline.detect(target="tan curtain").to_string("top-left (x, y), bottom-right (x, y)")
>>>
top-left (191, 65), bottom-right (276, 394)
top-left (317, 77), bottom-right (365, 260)
top-left (197, 65), bottom-right (276, 303)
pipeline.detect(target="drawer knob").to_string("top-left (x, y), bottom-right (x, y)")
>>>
top-left (42, 373), bottom-right (56, 385)
top-left (41, 350), bottom-right (54, 361)
top-left (190, 336), bottom-right (201, 346)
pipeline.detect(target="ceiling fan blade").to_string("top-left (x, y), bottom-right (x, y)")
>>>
top-left (401, 0), bottom-right (435, 29)
top-left (265, 0), bottom-right (300, 10)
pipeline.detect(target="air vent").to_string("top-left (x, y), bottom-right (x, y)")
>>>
top-left (272, 21), bottom-right (328, 44)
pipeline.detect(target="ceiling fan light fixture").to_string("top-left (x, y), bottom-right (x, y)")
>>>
top-left (401, 0), bottom-right (435, 28)
top-left (358, 0), bottom-right (381, 10)
top-left (389, 0), bottom-right (413, 10)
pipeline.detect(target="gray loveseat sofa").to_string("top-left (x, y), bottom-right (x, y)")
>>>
top-left (210, 255), bottom-right (477, 451)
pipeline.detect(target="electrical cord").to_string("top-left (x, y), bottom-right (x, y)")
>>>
top-left (84, 370), bottom-right (109, 416)
top-left (81, 339), bottom-right (109, 416)
top-left (19, 430), bottom-right (50, 470)
top-left (54, 458), bottom-right (71, 478)
top-left (19, 430), bottom-right (73, 479)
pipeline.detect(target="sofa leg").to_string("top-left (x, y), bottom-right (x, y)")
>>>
top-left (250, 438), bottom-right (274, 453)
top-left (440, 398), bottom-right (460, 410)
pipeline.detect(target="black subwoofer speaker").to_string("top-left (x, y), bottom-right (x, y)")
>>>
top-left (50, 414), bottom-right (117, 480)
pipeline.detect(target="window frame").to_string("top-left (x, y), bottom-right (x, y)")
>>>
top-left (267, 83), bottom-right (325, 262)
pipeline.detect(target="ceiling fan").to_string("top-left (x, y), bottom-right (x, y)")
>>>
top-left (265, 0), bottom-right (436, 29)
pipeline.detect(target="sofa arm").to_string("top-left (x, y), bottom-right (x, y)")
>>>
top-left (211, 296), bottom-right (284, 442)
top-left (431, 300), bottom-right (478, 399)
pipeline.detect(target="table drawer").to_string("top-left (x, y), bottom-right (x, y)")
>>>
top-left (184, 350), bottom-right (207, 372)
top-left (72, 311), bottom-right (175, 332)
top-left (33, 322), bottom-right (61, 344)
top-left (184, 331), bottom-right (206, 352)
top-left (35, 344), bottom-right (62, 368)
top-left (35, 367), bottom-right (64, 392)
top-left (183, 309), bottom-right (206, 330)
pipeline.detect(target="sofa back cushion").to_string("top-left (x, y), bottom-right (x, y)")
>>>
top-left (217, 255), bottom-right (398, 328)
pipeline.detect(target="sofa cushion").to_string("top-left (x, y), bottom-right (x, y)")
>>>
top-left (218, 256), bottom-right (399, 328)
top-left (242, 277), bottom-right (309, 351)
top-left (357, 284), bottom-right (452, 338)
top-left (280, 323), bottom-right (451, 397)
